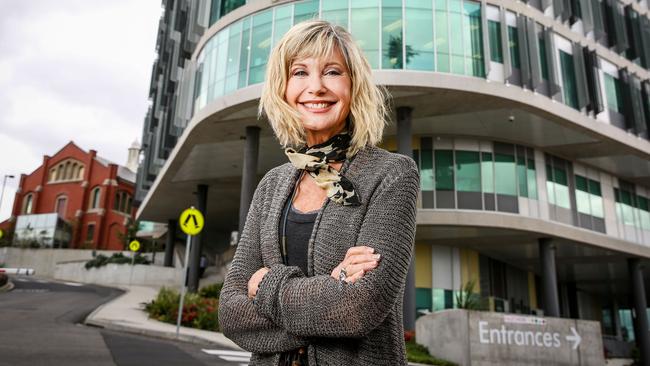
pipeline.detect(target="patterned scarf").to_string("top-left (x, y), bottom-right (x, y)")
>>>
top-left (284, 132), bottom-right (361, 206)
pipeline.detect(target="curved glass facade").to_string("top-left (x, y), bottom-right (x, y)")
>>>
top-left (194, 0), bottom-right (485, 112)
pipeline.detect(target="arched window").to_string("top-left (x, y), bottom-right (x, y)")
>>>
top-left (22, 194), bottom-right (33, 214)
top-left (55, 195), bottom-right (67, 218)
top-left (63, 162), bottom-right (71, 180)
top-left (89, 187), bottom-right (101, 209)
top-left (49, 169), bottom-right (56, 182)
top-left (49, 159), bottom-right (85, 183)
top-left (56, 165), bottom-right (64, 181)
top-left (69, 163), bottom-right (77, 180)
top-left (78, 166), bottom-right (85, 179)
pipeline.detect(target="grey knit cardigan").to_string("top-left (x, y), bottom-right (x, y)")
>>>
top-left (219, 145), bottom-right (420, 366)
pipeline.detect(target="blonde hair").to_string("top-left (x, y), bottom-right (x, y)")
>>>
top-left (259, 20), bottom-right (388, 155)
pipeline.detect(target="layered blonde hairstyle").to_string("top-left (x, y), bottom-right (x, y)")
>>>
top-left (259, 20), bottom-right (388, 155)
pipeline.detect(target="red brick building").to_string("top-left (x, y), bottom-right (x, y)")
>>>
top-left (0, 141), bottom-right (139, 250)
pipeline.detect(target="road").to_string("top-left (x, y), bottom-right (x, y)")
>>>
top-left (0, 277), bottom-right (250, 366)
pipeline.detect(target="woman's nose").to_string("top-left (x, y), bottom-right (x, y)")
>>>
top-left (307, 74), bottom-right (326, 94)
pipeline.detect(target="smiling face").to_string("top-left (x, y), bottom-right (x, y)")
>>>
top-left (284, 47), bottom-right (352, 146)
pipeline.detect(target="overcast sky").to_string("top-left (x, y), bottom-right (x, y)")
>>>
top-left (0, 1), bottom-right (162, 221)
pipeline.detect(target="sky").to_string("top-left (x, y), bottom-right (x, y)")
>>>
top-left (0, 1), bottom-right (163, 221)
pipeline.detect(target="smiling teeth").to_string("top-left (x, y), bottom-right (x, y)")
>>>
top-left (304, 103), bottom-right (330, 109)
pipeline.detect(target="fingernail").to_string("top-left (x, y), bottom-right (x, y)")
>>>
top-left (373, 254), bottom-right (381, 260)
top-left (367, 247), bottom-right (375, 253)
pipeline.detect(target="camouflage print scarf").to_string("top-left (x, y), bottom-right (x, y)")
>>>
top-left (284, 132), bottom-right (361, 206)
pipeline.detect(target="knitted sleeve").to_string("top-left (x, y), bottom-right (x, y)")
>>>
top-left (253, 157), bottom-right (419, 338)
top-left (218, 172), bottom-right (309, 353)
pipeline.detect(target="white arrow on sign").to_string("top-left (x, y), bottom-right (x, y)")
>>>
top-left (565, 327), bottom-right (581, 350)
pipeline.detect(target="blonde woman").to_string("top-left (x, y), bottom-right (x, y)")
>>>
top-left (219, 20), bottom-right (419, 366)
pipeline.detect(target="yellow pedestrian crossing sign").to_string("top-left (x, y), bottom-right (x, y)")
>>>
top-left (179, 207), bottom-right (204, 236)
top-left (129, 240), bottom-right (141, 252)
top-left (0, 229), bottom-right (3, 240)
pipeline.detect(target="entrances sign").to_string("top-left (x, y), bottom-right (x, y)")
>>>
top-left (416, 309), bottom-right (605, 366)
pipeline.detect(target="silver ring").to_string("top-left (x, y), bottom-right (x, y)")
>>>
top-left (339, 267), bottom-right (347, 282)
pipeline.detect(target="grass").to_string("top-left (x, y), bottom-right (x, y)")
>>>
top-left (406, 341), bottom-right (457, 366)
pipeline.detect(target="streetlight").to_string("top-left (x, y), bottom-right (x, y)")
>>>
top-left (0, 175), bottom-right (15, 215)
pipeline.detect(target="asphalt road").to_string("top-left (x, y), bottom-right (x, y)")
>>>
top-left (0, 277), bottom-right (248, 366)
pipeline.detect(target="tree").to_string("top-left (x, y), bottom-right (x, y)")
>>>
top-left (385, 35), bottom-right (418, 69)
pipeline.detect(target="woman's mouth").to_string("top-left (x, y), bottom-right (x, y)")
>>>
top-left (301, 101), bottom-right (336, 111)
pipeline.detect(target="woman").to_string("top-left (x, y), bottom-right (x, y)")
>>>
top-left (218, 20), bottom-right (419, 366)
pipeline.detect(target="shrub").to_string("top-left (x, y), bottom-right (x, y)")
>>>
top-left (85, 252), bottom-right (150, 270)
top-left (144, 286), bottom-right (220, 331)
top-left (406, 341), bottom-right (457, 366)
top-left (199, 283), bottom-right (223, 299)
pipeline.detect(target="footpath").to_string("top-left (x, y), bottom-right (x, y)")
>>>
top-left (84, 285), bottom-right (241, 350)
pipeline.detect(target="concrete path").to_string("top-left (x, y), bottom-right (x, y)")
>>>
top-left (84, 285), bottom-right (241, 350)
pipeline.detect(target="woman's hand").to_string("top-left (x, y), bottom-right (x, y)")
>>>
top-left (248, 267), bottom-right (269, 299)
top-left (330, 246), bottom-right (381, 284)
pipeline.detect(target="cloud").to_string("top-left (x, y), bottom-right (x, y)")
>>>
top-left (0, 0), bottom-right (162, 221)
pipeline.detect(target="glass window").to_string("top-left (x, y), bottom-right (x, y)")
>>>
top-left (90, 188), bottom-right (101, 209)
top-left (86, 224), bottom-right (95, 243)
top-left (225, 21), bottom-right (242, 94)
top-left (638, 196), bottom-right (650, 230)
top-left (435, 150), bottom-right (454, 190)
top-left (213, 30), bottom-right (229, 99)
top-left (294, 0), bottom-right (319, 24)
top-left (220, 0), bottom-right (246, 18)
top-left (351, 0), bottom-right (380, 69)
top-left (23, 194), bottom-right (33, 214)
top-left (481, 152), bottom-right (494, 193)
top-left (248, 11), bottom-right (272, 85)
top-left (517, 156), bottom-right (528, 197)
top-left (435, 0), bottom-right (450, 73)
top-left (421, 139), bottom-right (434, 190)
top-left (382, 0), bottom-right (403, 69)
top-left (589, 179), bottom-right (604, 218)
top-left (321, 0), bottom-right (349, 28)
top-left (488, 20), bottom-right (503, 63)
top-left (538, 37), bottom-right (549, 80)
top-left (56, 197), bottom-right (67, 218)
top-left (449, 0), bottom-right (464, 75)
top-left (508, 26), bottom-right (520, 69)
top-left (272, 5), bottom-right (292, 48)
top-left (495, 153), bottom-right (516, 195)
top-left (552, 167), bottom-right (571, 209)
top-left (603, 73), bottom-right (623, 113)
top-left (527, 158), bottom-right (538, 199)
top-left (463, 1), bottom-right (484, 77)
top-left (456, 151), bottom-right (481, 192)
top-left (559, 50), bottom-right (579, 109)
top-left (575, 175), bottom-right (591, 215)
top-left (405, 0), bottom-right (435, 71)
top-left (238, 18), bottom-right (251, 88)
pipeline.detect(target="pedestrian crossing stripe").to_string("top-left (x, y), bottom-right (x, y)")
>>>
top-left (202, 349), bottom-right (251, 364)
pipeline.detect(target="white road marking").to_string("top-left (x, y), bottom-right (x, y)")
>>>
top-left (62, 282), bottom-right (84, 287)
top-left (14, 278), bottom-right (28, 282)
top-left (35, 279), bottom-right (48, 283)
top-left (201, 349), bottom-right (251, 364)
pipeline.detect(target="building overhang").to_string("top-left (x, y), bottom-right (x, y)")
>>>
top-left (137, 71), bottom-right (650, 234)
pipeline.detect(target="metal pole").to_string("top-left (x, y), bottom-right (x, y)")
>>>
top-left (539, 238), bottom-right (560, 317)
top-left (176, 234), bottom-right (192, 338)
top-left (239, 126), bottom-right (260, 235)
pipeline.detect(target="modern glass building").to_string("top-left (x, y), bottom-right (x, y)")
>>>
top-left (137, 0), bottom-right (650, 360)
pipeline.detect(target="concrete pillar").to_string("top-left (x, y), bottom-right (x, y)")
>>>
top-left (539, 238), bottom-right (560, 317)
top-left (238, 126), bottom-right (260, 235)
top-left (397, 106), bottom-right (416, 331)
top-left (164, 219), bottom-right (177, 267)
top-left (188, 184), bottom-right (208, 293)
top-left (629, 258), bottom-right (650, 366)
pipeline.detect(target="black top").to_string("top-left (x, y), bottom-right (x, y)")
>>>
top-left (279, 198), bottom-right (318, 276)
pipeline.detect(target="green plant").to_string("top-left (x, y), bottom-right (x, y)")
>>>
top-left (144, 286), bottom-right (220, 331)
top-left (406, 341), bottom-right (457, 366)
top-left (199, 283), bottom-right (223, 299)
top-left (84, 252), bottom-right (150, 270)
top-left (455, 280), bottom-right (482, 310)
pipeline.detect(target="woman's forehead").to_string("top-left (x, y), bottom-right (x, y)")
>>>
top-left (290, 48), bottom-right (346, 66)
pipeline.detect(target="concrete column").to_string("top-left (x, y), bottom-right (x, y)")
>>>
top-left (238, 126), bottom-right (261, 235)
top-left (164, 219), bottom-right (177, 267)
top-left (188, 184), bottom-right (208, 293)
top-left (397, 106), bottom-right (416, 331)
top-left (629, 258), bottom-right (650, 366)
top-left (539, 238), bottom-right (560, 317)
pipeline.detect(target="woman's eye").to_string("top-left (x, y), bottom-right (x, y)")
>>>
top-left (324, 69), bottom-right (342, 76)
top-left (292, 70), bottom-right (307, 77)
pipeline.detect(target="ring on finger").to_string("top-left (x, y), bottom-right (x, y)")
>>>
top-left (339, 266), bottom-right (348, 282)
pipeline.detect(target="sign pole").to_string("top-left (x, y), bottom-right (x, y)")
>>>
top-left (175, 206), bottom-right (204, 339)
top-left (176, 234), bottom-right (192, 338)
top-left (128, 252), bottom-right (135, 287)
top-left (127, 240), bottom-right (141, 288)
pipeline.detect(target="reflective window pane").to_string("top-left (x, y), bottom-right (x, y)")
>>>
top-left (495, 153), bottom-right (516, 195)
top-left (508, 26), bottom-right (520, 69)
top-left (382, 0), bottom-right (403, 69)
top-left (294, 0), bottom-right (319, 24)
top-left (481, 152), bottom-right (494, 193)
top-left (538, 37), bottom-right (549, 80)
top-left (405, 2), bottom-right (435, 71)
top-left (559, 50), bottom-right (579, 109)
top-left (421, 138), bottom-right (434, 191)
top-left (604, 73), bottom-right (623, 113)
top-left (322, 0), bottom-right (349, 28)
top-left (225, 21), bottom-right (242, 94)
top-left (435, 8), bottom-right (450, 73)
top-left (456, 151), bottom-right (480, 192)
top-left (464, 1), bottom-right (484, 77)
top-left (517, 156), bottom-right (528, 197)
top-left (238, 18), bottom-right (251, 88)
top-left (527, 159), bottom-right (538, 199)
top-left (351, 0), bottom-right (380, 69)
top-left (272, 5), bottom-right (292, 48)
top-left (435, 150), bottom-right (454, 190)
top-left (488, 20), bottom-right (503, 63)
top-left (249, 11), bottom-right (273, 85)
